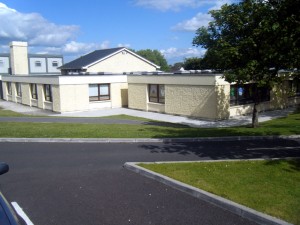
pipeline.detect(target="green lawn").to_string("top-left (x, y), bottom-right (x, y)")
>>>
top-left (140, 159), bottom-right (300, 225)
top-left (0, 109), bottom-right (299, 138)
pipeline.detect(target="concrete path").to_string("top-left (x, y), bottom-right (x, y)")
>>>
top-left (0, 100), bottom-right (296, 127)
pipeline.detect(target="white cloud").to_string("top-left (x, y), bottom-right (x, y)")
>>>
top-left (62, 41), bottom-right (110, 54)
top-left (100, 41), bottom-right (111, 49)
top-left (117, 43), bottom-right (131, 48)
top-left (172, 12), bottom-right (212, 31)
top-left (160, 47), bottom-right (206, 62)
top-left (0, 3), bottom-right (79, 46)
top-left (134, 0), bottom-right (213, 11)
top-left (133, 0), bottom-right (235, 11)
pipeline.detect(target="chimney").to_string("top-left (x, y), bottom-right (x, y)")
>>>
top-left (9, 41), bottom-right (29, 75)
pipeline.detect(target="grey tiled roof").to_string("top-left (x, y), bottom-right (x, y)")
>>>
top-left (59, 47), bottom-right (125, 70)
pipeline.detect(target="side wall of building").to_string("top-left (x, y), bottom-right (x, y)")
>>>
top-left (1, 75), bottom-right (128, 113)
top-left (128, 74), bottom-right (229, 120)
top-left (165, 85), bottom-right (218, 119)
top-left (128, 83), bottom-right (148, 111)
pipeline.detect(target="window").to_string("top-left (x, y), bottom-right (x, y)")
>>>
top-left (89, 84), bottom-right (110, 101)
top-left (288, 79), bottom-right (300, 97)
top-left (7, 82), bottom-right (12, 95)
top-left (230, 84), bottom-right (270, 106)
top-left (31, 84), bottom-right (38, 99)
top-left (0, 60), bottom-right (3, 67)
top-left (35, 61), bottom-right (42, 67)
top-left (52, 61), bottom-right (58, 67)
top-left (149, 84), bottom-right (165, 104)
top-left (44, 84), bottom-right (52, 102)
top-left (16, 83), bottom-right (22, 97)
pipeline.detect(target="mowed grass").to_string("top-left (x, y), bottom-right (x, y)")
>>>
top-left (140, 159), bottom-right (300, 224)
top-left (0, 106), bottom-right (299, 138)
top-left (0, 110), bottom-right (299, 138)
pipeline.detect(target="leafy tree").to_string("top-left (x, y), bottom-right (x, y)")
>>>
top-left (169, 62), bottom-right (184, 72)
top-left (183, 57), bottom-right (203, 70)
top-left (136, 49), bottom-right (170, 72)
top-left (193, 0), bottom-right (300, 127)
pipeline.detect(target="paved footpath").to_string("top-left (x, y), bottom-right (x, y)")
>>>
top-left (0, 100), bottom-right (296, 127)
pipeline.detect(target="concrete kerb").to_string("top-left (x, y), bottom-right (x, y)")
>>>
top-left (124, 160), bottom-right (294, 225)
top-left (0, 135), bottom-right (299, 143)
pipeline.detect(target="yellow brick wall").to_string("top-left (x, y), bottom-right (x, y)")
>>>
top-left (128, 83), bottom-right (147, 110)
top-left (165, 85), bottom-right (218, 119)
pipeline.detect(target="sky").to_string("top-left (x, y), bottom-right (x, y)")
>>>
top-left (0, 0), bottom-right (234, 64)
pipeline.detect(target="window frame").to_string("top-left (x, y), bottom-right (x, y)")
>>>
top-left (230, 84), bottom-right (270, 106)
top-left (31, 84), bottom-right (38, 100)
top-left (16, 83), bottom-right (22, 97)
top-left (288, 79), bottom-right (300, 97)
top-left (89, 84), bottom-right (111, 102)
top-left (148, 84), bottom-right (165, 104)
top-left (52, 61), bottom-right (58, 67)
top-left (35, 61), bottom-right (42, 67)
top-left (7, 82), bottom-right (12, 95)
top-left (44, 84), bottom-right (52, 102)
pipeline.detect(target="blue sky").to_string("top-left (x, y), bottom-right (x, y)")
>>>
top-left (0, 0), bottom-right (233, 64)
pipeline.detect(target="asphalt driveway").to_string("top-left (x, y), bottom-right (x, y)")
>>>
top-left (1, 139), bottom-right (299, 225)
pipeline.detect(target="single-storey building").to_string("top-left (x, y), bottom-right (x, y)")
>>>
top-left (127, 73), bottom-right (300, 120)
top-left (1, 41), bottom-right (299, 119)
top-left (2, 74), bottom-right (128, 112)
top-left (0, 41), bottom-right (158, 112)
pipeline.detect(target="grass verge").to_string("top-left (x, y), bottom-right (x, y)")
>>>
top-left (0, 111), bottom-right (299, 138)
top-left (139, 159), bottom-right (300, 224)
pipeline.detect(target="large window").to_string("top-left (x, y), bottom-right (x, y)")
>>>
top-left (44, 84), bottom-right (52, 102)
top-left (89, 84), bottom-right (110, 101)
top-left (31, 84), bottom-right (38, 99)
top-left (230, 84), bottom-right (270, 106)
top-left (16, 83), bottom-right (22, 97)
top-left (149, 84), bottom-right (165, 104)
top-left (7, 82), bottom-right (12, 95)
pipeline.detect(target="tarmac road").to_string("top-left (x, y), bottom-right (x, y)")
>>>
top-left (0, 139), bottom-right (299, 225)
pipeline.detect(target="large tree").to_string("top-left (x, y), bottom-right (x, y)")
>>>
top-left (135, 49), bottom-right (170, 72)
top-left (183, 57), bottom-right (203, 70)
top-left (193, 0), bottom-right (300, 127)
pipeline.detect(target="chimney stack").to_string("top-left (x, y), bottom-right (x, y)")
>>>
top-left (9, 41), bottom-right (29, 75)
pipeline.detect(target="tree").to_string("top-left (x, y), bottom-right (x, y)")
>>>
top-left (183, 57), bottom-right (203, 70)
top-left (193, 0), bottom-right (300, 127)
top-left (135, 49), bottom-right (170, 72)
top-left (169, 62), bottom-right (184, 72)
